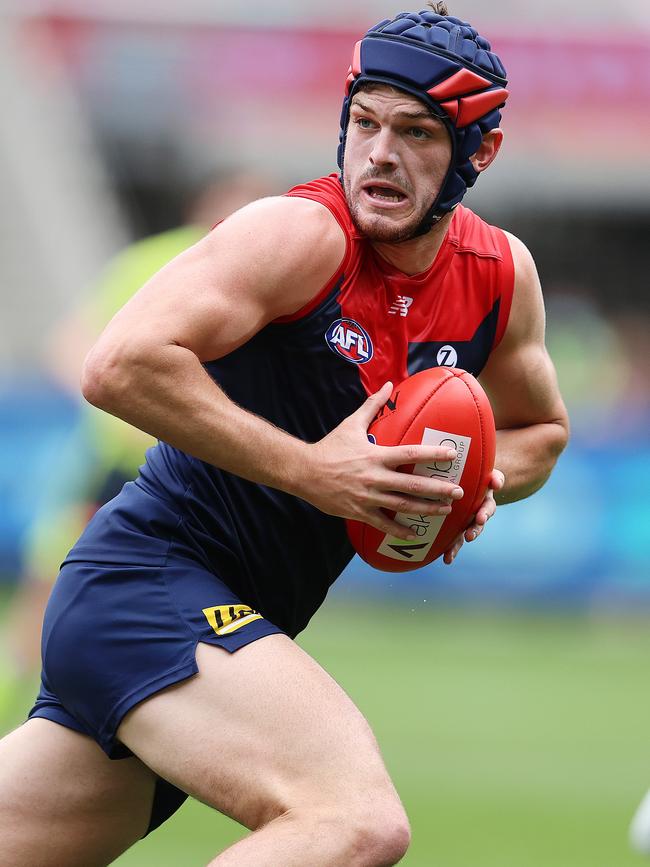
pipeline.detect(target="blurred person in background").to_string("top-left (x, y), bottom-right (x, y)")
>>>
top-left (0, 5), bottom-right (568, 865)
top-left (0, 169), bottom-right (277, 709)
top-left (544, 287), bottom-right (648, 436)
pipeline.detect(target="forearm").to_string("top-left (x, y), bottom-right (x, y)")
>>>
top-left (494, 421), bottom-right (568, 505)
top-left (82, 342), bottom-right (311, 497)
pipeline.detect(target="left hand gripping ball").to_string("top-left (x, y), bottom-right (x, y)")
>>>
top-left (347, 367), bottom-right (496, 572)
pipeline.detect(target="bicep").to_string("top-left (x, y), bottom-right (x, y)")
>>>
top-left (480, 337), bottom-right (565, 430)
top-left (92, 198), bottom-right (346, 363)
top-left (110, 233), bottom-right (273, 363)
top-left (479, 233), bottom-right (568, 430)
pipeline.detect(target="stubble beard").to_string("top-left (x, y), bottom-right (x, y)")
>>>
top-left (344, 175), bottom-right (432, 244)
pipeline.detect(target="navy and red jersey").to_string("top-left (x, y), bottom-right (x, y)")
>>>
top-left (67, 175), bottom-right (514, 638)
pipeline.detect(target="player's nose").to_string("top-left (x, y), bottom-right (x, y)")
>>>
top-left (368, 129), bottom-right (399, 169)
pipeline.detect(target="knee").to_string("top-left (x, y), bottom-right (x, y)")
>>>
top-left (262, 787), bottom-right (411, 865)
top-left (310, 796), bottom-right (410, 867)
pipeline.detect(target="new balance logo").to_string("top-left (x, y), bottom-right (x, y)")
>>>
top-left (388, 296), bottom-right (413, 317)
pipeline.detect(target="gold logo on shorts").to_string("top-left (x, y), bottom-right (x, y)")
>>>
top-left (202, 604), bottom-right (262, 636)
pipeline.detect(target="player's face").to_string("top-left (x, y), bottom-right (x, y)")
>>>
top-left (343, 85), bottom-right (452, 243)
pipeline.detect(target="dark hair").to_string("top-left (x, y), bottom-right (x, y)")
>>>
top-left (428, 1), bottom-right (449, 14)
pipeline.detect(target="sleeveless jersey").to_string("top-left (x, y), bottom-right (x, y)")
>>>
top-left (68, 175), bottom-right (514, 638)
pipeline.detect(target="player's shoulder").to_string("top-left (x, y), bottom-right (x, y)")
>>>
top-left (498, 231), bottom-right (543, 324)
top-left (244, 192), bottom-right (343, 233)
top-left (453, 205), bottom-right (511, 261)
top-left (210, 190), bottom-right (347, 271)
top-left (456, 211), bottom-right (539, 287)
top-left (497, 230), bottom-right (545, 346)
top-left (500, 230), bottom-right (537, 275)
top-left (196, 187), bottom-right (348, 316)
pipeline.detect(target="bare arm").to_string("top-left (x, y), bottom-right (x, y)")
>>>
top-left (479, 231), bottom-right (569, 504)
top-left (83, 197), bottom-right (343, 493)
top-left (82, 196), bottom-right (463, 540)
top-left (444, 231), bottom-right (569, 563)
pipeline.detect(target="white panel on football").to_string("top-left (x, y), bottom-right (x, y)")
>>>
top-left (376, 427), bottom-right (472, 563)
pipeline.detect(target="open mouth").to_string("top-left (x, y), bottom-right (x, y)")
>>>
top-left (366, 186), bottom-right (407, 204)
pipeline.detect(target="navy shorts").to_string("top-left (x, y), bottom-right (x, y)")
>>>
top-left (29, 552), bottom-right (284, 832)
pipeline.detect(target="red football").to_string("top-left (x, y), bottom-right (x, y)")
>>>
top-left (347, 367), bottom-right (496, 572)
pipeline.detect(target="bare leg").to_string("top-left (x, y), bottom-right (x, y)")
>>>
top-left (119, 637), bottom-right (411, 866)
top-left (0, 719), bottom-right (156, 867)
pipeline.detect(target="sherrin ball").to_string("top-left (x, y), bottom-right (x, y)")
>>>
top-left (347, 367), bottom-right (496, 572)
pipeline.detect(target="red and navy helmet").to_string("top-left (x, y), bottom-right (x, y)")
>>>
top-left (338, 10), bottom-right (509, 235)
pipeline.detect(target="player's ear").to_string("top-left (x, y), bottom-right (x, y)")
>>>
top-left (469, 129), bottom-right (503, 174)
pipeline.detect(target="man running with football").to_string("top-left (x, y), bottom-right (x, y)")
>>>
top-left (0, 5), bottom-right (568, 865)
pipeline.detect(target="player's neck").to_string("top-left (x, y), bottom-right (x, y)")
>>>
top-left (371, 211), bottom-right (453, 276)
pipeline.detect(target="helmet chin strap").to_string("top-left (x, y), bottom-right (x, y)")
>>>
top-left (400, 211), bottom-right (444, 241)
top-left (407, 123), bottom-right (457, 240)
top-left (339, 146), bottom-right (457, 245)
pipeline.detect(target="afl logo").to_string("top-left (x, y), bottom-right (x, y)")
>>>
top-left (325, 318), bottom-right (374, 364)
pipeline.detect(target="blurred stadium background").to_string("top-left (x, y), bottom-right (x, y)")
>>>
top-left (1, 1), bottom-right (649, 864)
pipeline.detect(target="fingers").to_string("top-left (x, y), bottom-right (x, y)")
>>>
top-left (463, 469), bottom-right (504, 543)
top-left (444, 471), bottom-right (504, 562)
top-left (464, 487), bottom-right (498, 542)
top-left (374, 492), bottom-right (453, 519)
top-left (490, 469), bottom-right (506, 490)
top-left (476, 488), bottom-right (497, 524)
top-left (443, 535), bottom-right (464, 565)
top-left (381, 442), bottom-right (458, 468)
top-left (379, 467), bottom-right (464, 504)
top-left (354, 381), bottom-right (394, 428)
top-left (362, 509), bottom-right (424, 542)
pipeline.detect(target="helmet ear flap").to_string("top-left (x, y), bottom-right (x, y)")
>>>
top-left (337, 92), bottom-right (354, 177)
top-left (458, 125), bottom-right (484, 162)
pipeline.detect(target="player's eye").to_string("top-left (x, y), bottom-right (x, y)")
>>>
top-left (355, 117), bottom-right (375, 129)
top-left (409, 127), bottom-right (430, 140)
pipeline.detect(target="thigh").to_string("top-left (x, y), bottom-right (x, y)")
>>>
top-left (0, 719), bottom-right (156, 867)
top-left (118, 636), bottom-right (399, 831)
top-left (38, 556), bottom-right (284, 758)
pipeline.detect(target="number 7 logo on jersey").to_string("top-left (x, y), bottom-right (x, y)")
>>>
top-left (436, 345), bottom-right (458, 367)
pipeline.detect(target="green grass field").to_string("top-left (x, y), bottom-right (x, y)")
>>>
top-left (2, 599), bottom-right (650, 866)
